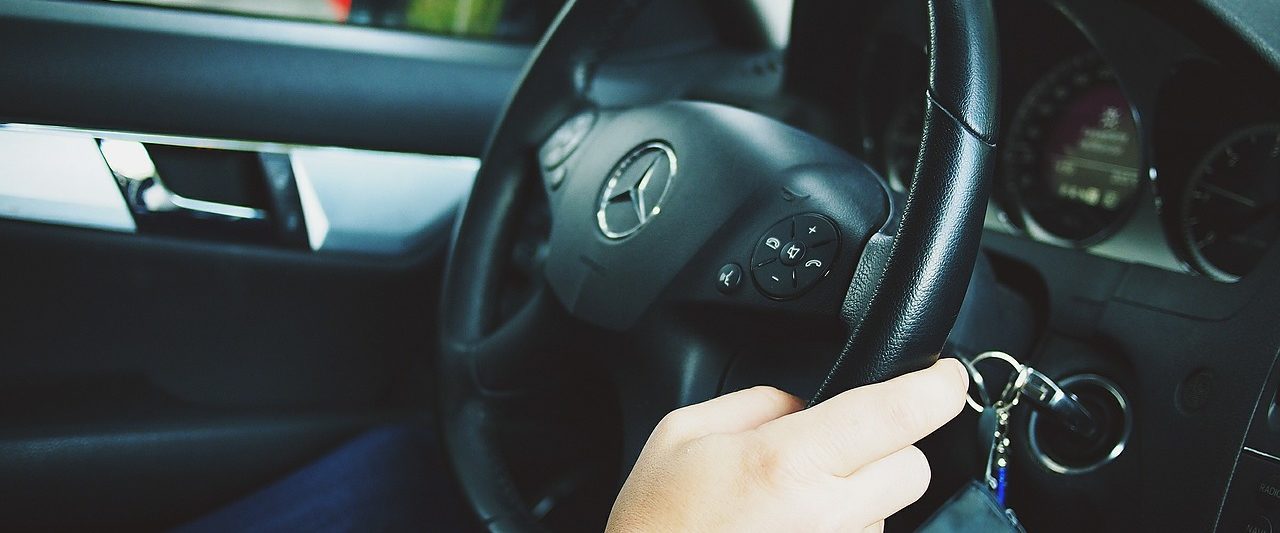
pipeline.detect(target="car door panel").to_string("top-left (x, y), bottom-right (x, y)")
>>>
top-left (0, 1), bottom-right (529, 527)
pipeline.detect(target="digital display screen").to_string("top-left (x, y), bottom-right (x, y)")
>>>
top-left (1041, 85), bottom-right (1142, 212)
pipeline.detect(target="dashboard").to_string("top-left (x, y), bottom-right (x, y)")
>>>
top-left (854, 0), bottom-right (1280, 284)
top-left (771, 1), bottom-right (1280, 530)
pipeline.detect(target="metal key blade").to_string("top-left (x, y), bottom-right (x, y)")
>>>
top-left (1019, 367), bottom-right (1099, 439)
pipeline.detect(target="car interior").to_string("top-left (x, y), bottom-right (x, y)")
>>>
top-left (2, 0), bottom-right (1279, 531)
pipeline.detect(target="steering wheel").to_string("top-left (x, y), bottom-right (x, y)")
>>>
top-left (439, 0), bottom-right (998, 530)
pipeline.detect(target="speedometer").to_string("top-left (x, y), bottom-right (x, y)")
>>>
top-left (1003, 53), bottom-right (1144, 244)
top-left (1180, 125), bottom-right (1280, 282)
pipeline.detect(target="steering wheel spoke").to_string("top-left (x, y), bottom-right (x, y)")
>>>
top-left (464, 283), bottom-right (592, 393)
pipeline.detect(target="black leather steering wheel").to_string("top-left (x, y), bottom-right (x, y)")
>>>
top-left (439, 0), bottom-right (998, 530)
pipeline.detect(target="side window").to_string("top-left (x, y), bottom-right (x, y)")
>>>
top-left (99, 0), bottom-right (566, 42)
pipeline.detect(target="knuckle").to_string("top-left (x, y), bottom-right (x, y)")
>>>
top-left (883, 398), bottom-right (928, 436)
top-left (653, 407), bottom-right (697, 444)
top-left (748, 385), bottom-right (803, 412)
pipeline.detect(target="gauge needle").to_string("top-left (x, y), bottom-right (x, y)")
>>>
top-left (1199, 183), bottom-right (1258, 208)
top-left (1054, 154), bottom-right (1139, 175)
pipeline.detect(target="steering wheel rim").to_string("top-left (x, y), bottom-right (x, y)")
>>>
top-left (438, 1), bottom-right (998, 530)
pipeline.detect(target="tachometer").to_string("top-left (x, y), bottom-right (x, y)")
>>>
top-left (1180, 125), bottom-right (1280, 282)
top-left (1003, 53), bottom-right (1144, 243)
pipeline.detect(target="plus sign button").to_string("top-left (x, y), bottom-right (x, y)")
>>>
top-left (794, 214), bottom-right (837, 247)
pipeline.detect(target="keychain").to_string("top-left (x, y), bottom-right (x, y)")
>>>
top-left (973, 352), bottom-right (1023, 507)
top-left (919, 351), bottom-right (1095, 531)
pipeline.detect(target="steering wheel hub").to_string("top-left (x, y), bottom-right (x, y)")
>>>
top-left (596, 141), bottom-right (677, 239)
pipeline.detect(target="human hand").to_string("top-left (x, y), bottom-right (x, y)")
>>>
top-left (605, 358), bottom-right (969, 532)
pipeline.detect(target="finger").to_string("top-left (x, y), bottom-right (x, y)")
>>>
top-left (651, 386), bottom-right (804, 446)
top-left (862, 520), bottom-right (884, 533)
top-left (759, 358), bottom-right (967, 476)
top-left (840, 445), bottom-right (931, 527)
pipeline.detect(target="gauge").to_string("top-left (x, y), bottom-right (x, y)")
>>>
top-left (1003, 53), bottom-right (1144, 243)
top-left (1180, 125), bottom-right (1280, 282)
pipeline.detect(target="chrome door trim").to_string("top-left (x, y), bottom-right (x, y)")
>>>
top-left (0, 123), bottom-right (478, 255)
top-left (0, 129), bottom-right (136, 232)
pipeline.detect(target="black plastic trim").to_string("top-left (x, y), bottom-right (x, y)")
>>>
top-left (0, 0), bottom-right (531, 156)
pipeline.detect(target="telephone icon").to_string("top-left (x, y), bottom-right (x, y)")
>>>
top-left (804, 259), bottom-right (823, 268)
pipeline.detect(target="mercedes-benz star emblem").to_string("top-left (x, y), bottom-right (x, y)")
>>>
top-left (596, 142), bottom-right (677, 239)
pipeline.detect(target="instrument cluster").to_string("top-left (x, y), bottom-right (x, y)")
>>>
top-left (855, 0), bottom-right (1280, 283)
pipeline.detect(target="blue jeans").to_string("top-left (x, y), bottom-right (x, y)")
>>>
top-left (174, 425), bottom-right (480, 532)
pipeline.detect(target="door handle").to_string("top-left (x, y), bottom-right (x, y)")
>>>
top-left (98, 139), bottom-right (266, 221)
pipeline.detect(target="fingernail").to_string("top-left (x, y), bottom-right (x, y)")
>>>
top-left (942, 358), bottom-right (969, 390)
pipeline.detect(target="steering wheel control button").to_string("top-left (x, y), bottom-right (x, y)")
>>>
top-left (538, 110), bottom-right (596, 171)
top-left (752, 219), bottom-right (793, 267)
top-left (754, 261), bottom-right (795, 297)
top-left (794, 214), bottom-right (838, 247)
top-left (751, 213), bottom-right (839, 299)
top-left (717, 263), bottom-right (743, 294)
top-left (779, 240), bottom-right (807, 266)
top-left (794, 243), bottom-right (836, 290)
top-left (543, 165), bottom-right (568, 190)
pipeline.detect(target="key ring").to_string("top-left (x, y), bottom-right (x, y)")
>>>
top-left (963, 351), bottom-right (1025, 413)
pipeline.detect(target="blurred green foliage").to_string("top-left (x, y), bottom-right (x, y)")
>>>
top-left (406, 0), bottom-right (507, 37)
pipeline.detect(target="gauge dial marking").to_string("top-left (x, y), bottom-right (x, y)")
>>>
top-left (1179, 126), bottom-right (1280, 282)
top-left (1001, 52), bottom-right (1143, 244)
